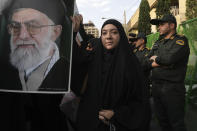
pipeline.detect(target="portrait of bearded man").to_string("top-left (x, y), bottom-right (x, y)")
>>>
top-left (0, 0), bottom-right (73, 92)
top-left (0, 0), bottom-right (74, 131)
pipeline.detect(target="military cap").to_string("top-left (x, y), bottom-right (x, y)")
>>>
top-left (137, 32), bottom-right (147, 43)
top-left (128, 33), bottom-right (137, 42)
top-left (129, 33), bottom-right (136, 37)
top-left (137, 32), bottom-right (146, 39)
top-left (150, 14), bottom-right (177, 26)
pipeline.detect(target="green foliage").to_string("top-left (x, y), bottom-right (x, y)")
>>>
top-left (146, 32), bottom-right (159, 48)
top-left (156, 0), bottom-right (171, 18)
top-left (185, 65), bottom-right (197, 85)
top-left (179, 18), bottom-right (197, 55)
top-left (138, 0), bottom-right (151, 35)
top-left (186, 0), bottom-right (197, 20)
top-left (188, 87), bottom-right (197, 108)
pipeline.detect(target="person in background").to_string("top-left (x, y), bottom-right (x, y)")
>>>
top-left (128, 32), bottom-right (137, 51)
top-left (133, 32), bottom-right (151, 84)
top-left (133, 32), bottom-right (151, 131)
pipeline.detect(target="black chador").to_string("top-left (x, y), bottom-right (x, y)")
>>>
top-left (74, 19), bottom-right (150, 131)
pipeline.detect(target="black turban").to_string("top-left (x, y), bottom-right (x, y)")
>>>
top-left (3, 0), bottom-right (67, 25)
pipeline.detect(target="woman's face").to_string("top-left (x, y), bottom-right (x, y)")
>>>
top-left (101, 24), bottom-right (120, 50)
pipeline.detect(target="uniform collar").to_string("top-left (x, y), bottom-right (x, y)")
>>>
top-left (170, 33), bottom-right (177, 40)
top-left (159, 32), bottom-right (177, 42)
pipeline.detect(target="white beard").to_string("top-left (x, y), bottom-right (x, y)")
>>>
top-left (10, 34), bottom-right (55, 71)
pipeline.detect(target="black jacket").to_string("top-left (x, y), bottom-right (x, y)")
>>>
top-left (148, 33), bottom-right (190, 83)
top-left (133, 47), bottom-right (151, 78)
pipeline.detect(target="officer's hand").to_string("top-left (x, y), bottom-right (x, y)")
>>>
top-left (150, 56), bottom-right (157, 61)
top-left (152, 61), bottom-right (160, 67)
top-left (70, 14), bottom-right (83, 32)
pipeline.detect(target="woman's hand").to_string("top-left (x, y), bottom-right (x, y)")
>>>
top-left (99, 110), bottom-right (114, 125)
top-left (70, 14), bottom-right (83, 32)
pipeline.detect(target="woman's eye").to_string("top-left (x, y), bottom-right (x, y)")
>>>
top-left (111, 31), bottom-right (118, 34)
top-left (102, 32), bottom-right (107, 35)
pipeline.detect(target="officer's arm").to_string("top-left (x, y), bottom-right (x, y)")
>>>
top-left (155, 37), bottom-right (189, 66)
top-left (146, 41), bottom-right (159, 67)
top-left (144, 46), bottom-right (159, 69)
top-left (142, 54), bottom-right (154, 70)
top-left (146, 48), bottom-right (154, 58)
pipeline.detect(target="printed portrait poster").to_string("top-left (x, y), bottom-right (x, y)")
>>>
top-left (0, 0), bottom-right (75, 93)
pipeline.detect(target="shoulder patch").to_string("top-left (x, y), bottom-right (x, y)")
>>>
top-left (176, 40), bottom-right (184, 46)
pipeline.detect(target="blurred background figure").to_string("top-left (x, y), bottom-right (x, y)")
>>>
top-left (133, 32), bottom-right (151, 82)
top-left (128, 32), bottom-right (137, 51)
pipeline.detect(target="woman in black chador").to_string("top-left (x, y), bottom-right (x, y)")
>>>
top-left (74, 19), bottom-right (150, 131)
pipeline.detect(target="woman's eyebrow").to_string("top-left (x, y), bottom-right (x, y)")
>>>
top-left (102, 29), bottom-right (118, 32)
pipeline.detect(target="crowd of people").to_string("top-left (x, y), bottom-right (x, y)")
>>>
top-left (0, 0), bottom-right (190, 131)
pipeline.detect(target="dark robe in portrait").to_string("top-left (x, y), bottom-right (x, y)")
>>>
top-left (0, 58), bottom-right (69, 131)
top-left (73, 20), bottom-right (150, 131)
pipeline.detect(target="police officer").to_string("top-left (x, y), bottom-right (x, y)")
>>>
top-left (128, 32), bottom-right (137, 51)
top-left (148, 14), bottom-right (190, 131)
top-left (133, 32), bottom-right (152, 92)
top-left (133, 32), bottom-right (151, 131)
top-left (133, 33), bottom-right (151, 80)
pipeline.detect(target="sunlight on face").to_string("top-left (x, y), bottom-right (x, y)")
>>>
top-left (101, 24), bottom-right (120, 50)
top-left (158, 22), bottom-right (171, 35)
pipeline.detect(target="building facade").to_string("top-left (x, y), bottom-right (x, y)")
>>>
top-left (127, 0), bottom-right (187, 33)
top-left (83, 21), bottom-right (99, 38)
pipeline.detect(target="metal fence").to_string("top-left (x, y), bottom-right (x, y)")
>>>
top-left (178, 18), bottom-right (197, 107)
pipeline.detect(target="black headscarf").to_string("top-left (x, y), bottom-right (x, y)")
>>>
top-left (99, 19), bottom-right (136, 108)
top-left (76, 19), bottom-right (150, 131)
